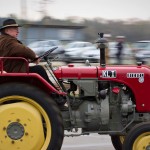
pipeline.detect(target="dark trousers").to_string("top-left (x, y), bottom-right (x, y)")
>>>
top-left (116, 53), bottom-right (122, 64)
top-left (29, 65), bottom-right (55, 86)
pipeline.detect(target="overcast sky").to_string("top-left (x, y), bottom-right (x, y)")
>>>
top-left (0, 0), bottom-right (150, 21)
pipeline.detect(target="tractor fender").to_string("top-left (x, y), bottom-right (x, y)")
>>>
top-left (0, 73), bottom-right (66, 96)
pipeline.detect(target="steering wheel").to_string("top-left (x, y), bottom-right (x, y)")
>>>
top-left (31, 46), bottom-right (58, 62)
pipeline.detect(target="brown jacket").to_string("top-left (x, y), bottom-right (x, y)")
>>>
top-left (0, 34), bottom-right (36, 72)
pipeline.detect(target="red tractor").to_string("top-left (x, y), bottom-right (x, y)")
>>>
top-left (0, 33), bottom-right (150, 150)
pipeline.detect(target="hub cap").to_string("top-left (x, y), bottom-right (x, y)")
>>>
top-left (146, 145), bottom-right (150, 150)
top-left (7, 122), bottom-right (24, 140)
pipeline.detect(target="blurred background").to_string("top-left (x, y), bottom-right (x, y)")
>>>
top-left (1, 0), bottom-right (150, 65)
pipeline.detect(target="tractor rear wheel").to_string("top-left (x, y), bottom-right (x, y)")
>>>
top-left (123, 122), bottom-right (150, 150)
top-left (0, 82), bottom-right (64, 150)
top-left (110, 135), bottom-right (125, 150)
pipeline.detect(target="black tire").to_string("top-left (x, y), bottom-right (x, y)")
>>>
top-left (111, 135), bottom-right (125, 150)
top-left (0, 82), bottom-right (64, 150)
top-left (123, 122), bottom-right (150, 150)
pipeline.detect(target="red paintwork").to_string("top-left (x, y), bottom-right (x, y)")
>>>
top-left (54, 65), bottom-right (150, 112)
top-left (54, 66), bottom-right (98, 79)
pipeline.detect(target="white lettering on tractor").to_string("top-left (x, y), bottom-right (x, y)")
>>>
top-left (101, 70), bottom-right (116, 78)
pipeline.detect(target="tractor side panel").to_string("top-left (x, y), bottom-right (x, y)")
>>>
top-left (98, 65), bottom-right (150, 112)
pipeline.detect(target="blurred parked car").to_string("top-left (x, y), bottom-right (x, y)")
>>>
top-left (27, 40), bottom-right (65, 60)
top-left (81, 49), bottom-right (100, 62)
top-left (63, 41), bottom-right (97, 62)
top-left (133, 41), bottom-right (150, 64)
top-left (82, 42), bottom-right (133, 63)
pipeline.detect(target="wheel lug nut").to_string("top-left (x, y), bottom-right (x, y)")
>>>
top-left (16, 119), bottom-right (20, 122)
top-left (11, 141), bottom-right (15, 144)
top-left (3, 127), bottom-right (6, 131)
top-left (25, 132), bottom-right (28, 136)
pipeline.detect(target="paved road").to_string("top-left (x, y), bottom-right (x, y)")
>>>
top-left (61, 134), bottom-right (115, 150)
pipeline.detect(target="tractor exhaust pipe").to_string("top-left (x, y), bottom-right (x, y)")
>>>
top-left (96, 33), bottom-right (108, 67)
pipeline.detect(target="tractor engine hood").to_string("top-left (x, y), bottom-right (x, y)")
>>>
top-left (54, 65), bottom-right (98, 79)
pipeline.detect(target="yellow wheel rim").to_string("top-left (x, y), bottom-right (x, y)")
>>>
top-left (133, 132), bottom-right (150, 150)
top-left (0, 96), bottom-right (51, 150)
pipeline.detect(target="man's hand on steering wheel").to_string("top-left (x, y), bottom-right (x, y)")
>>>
top-left (30, 55), bottom-right (40, 64)
top-left (34, 55), bottom-right (40, 64)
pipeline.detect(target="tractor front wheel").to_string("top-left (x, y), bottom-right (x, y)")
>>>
top-left (110, 135), bottom-right (125, 150)
top-left (123, 122), bottom-right (150, 150)
top-left (0, 82), bottom-right (64, 150)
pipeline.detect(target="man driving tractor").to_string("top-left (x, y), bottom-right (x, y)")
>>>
top-left (0, 18), bottom-right (54, 86)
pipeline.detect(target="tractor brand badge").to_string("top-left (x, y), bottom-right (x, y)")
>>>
top-left (101, 70), bottom-right (116, 78)
top-left (127, 73), bottom-right (144, 83)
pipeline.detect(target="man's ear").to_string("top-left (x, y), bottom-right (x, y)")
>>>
top-left (4, 28), bottom-right (9, 34)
